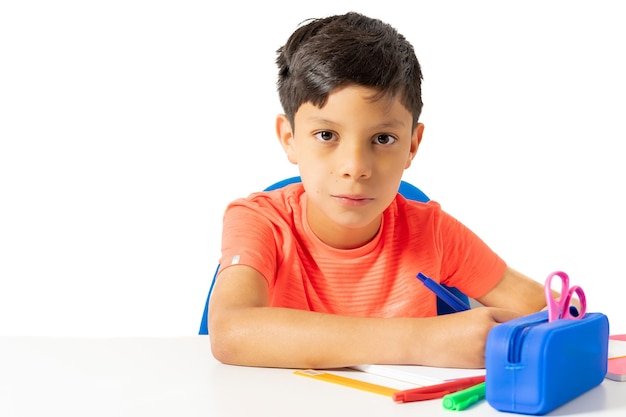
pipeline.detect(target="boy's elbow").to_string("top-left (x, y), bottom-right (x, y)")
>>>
top-left (209, 336), bottom-right (234, 365)
top-left (208, 316), bottom-right (244, 365)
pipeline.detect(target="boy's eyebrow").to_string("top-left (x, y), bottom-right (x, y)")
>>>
top-left (306, 116), bottom-right (408, 130)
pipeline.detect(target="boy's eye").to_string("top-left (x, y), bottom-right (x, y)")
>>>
top-left (374, 134), bottom-right (396, 145)
top-left (314, 131), bottom-right (336, 142)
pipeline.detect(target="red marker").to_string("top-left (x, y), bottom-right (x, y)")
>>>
top-left (392, 375), bottom-right (486, 403)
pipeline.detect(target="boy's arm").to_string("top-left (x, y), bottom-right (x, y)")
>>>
top-left (475, 266), bottom-right (548, 314)
top-left (208, 265), bottom-right (521, 369)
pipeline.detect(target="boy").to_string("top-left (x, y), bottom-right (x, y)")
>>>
top-left (208, 12), bottom-right (547, 369)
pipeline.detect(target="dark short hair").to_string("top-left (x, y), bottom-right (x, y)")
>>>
top-left (276, 12), bottom-right (423, 130)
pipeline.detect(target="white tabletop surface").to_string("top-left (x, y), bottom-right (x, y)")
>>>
top-left (0, 336), bottom-right (624, 417)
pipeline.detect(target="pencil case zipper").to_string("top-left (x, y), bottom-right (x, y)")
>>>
top-left (507, 317), bottom-right (548, 364)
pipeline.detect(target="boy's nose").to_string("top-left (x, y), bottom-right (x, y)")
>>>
top-left (337, 141), bottom-right (372, 180)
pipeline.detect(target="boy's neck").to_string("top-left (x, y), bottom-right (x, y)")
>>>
top-left (305, 202), bottom-right (383, 250)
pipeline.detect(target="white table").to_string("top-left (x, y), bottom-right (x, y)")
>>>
top-left (0, 336), bottom-right (624, 416)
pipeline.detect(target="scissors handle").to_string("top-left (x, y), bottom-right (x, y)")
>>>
top-left (544, 271), bottom-right (587, 322)
top-left (561, 285), bottom-right (586, 320)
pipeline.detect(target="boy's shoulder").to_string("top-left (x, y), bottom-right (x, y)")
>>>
top-left (390, 195), bottom-right (453, 235)
top-left (396, 193), bottom-right (443, 214)
top-left (224, 182), bottom-right (305, 219)
top-left (239, 182), bottom-right (304, 206)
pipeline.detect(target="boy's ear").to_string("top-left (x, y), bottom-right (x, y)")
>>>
top-left (276, 114), bottom-right (298, 165)
top-left (405, 123), bottom-right (424, 169)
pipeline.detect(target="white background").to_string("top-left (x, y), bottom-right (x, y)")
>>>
top-left (1, 0), bottom-right (624, 336)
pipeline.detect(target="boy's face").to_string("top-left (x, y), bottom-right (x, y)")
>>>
top-left (276, 85), bottom-right (423, 249)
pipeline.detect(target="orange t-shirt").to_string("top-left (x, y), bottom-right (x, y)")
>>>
top-left (219, 183), bottom-right (505, 318)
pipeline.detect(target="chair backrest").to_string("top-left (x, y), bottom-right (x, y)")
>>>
top-left (198, 176), bottom-right (468, 335)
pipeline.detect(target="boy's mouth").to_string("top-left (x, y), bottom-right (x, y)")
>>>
top-left (332, 194), bottom-right (374, 207)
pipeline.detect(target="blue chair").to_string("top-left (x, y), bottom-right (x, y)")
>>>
top-left (199, 176), bottom-right (468, 335)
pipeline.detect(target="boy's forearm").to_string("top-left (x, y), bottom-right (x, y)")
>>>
top-left (209, 307), bottom-right (423, 369)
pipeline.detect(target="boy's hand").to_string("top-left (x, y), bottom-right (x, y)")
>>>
top-left (412, 307), bottom-right (521, 369)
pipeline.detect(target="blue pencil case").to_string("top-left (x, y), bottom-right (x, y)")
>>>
top-left (485, 310), bottom-right (609, 415)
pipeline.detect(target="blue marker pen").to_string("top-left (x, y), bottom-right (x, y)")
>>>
top-left (416, 272), bottom-right (471, 312)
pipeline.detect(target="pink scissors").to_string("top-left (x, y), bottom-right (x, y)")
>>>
top-left (544, 271), bottom-right (587, 322)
